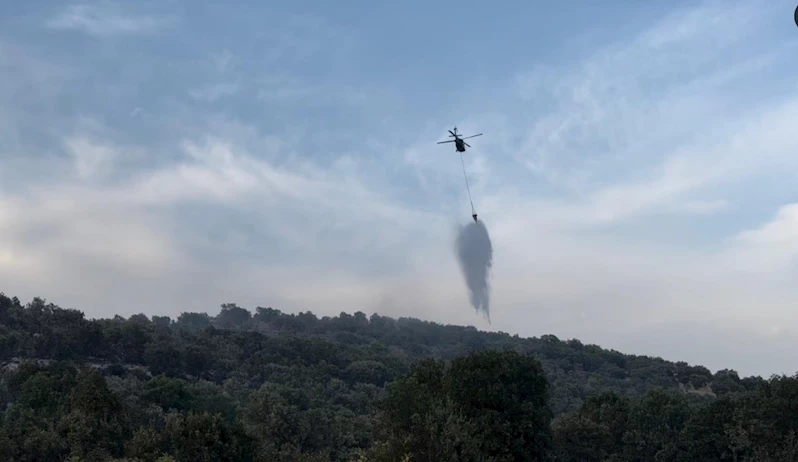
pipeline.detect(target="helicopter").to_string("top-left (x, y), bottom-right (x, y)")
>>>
top-left (436, 126), bottom-right (482, 152)
top-left (437, 127), bottom-right (483, 223)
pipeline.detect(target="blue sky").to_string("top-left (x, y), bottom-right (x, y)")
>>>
top-left (2, 0), bottom-right (798, 377)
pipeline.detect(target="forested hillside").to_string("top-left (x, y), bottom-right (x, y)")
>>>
top-left (2, 292), bottom-right (796, 461)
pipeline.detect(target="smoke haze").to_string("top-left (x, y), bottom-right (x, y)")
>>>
top-left (455, 220), bottom-right (494, 323)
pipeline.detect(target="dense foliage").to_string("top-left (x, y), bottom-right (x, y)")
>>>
top-left (1, 292), bottom-right (795, 460)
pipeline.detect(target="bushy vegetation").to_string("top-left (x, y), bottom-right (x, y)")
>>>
top-left (1, 292), bottom-right (794, 460)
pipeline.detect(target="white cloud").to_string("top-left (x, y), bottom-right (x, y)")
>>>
top-left (0, 134), bottom-right (445, 299)
top-left (724, 203), bottom-right (798, 275)
top-left (739, 204), bottom-right (798, 250)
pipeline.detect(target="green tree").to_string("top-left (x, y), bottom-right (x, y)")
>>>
top-left (372, 350), bottom-right (553, 461)
top-left (447, 349), bottom-right (553, 461)
top-left (163, 411), bottom-right (254, 462)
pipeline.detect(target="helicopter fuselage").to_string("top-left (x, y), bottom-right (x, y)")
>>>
top-left (455, 138), bottom-right (466, 152)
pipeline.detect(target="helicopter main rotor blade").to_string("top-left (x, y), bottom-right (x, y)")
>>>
top-left (448, 130), bottom-right (456, 136)
top-left (437, 140), bottom-right (454, 144)
top-left (464, 142), bottom-right (471, 148)
top-left (462, 133), bottom-right (483, 139)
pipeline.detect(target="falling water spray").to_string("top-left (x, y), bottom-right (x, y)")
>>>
top-left (455, 219), bottom-right (493, 323)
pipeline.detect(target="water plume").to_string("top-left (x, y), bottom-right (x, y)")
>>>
top-left (455, 219), bottom-right (493, 323)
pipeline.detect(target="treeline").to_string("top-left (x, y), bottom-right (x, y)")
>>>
top-left (1, 293), bottom-right (792, 460)
top-left (0, 294), bottom-right (759, 412)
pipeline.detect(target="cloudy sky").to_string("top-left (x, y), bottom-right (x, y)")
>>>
top-left (3, 0), bottom-right (798, 377)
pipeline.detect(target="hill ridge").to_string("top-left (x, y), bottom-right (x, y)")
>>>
top-left (0, 292), bottom-right (762, 415)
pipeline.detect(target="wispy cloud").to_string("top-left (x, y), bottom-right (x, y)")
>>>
top-left (188, 82), bottom-right (240, 102)
top-left (477, 2), bottom-right (796, 229)
top-left (510, 2), bottom-right (787, 193)
top-left (255, 75), bottom-right (369, 107)
top-left (46, 4), bottom-right (170, 36)
top-left (65, 136), bottom-right (117, 179)
top-left (258, 14), bottom-right (360, 63)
